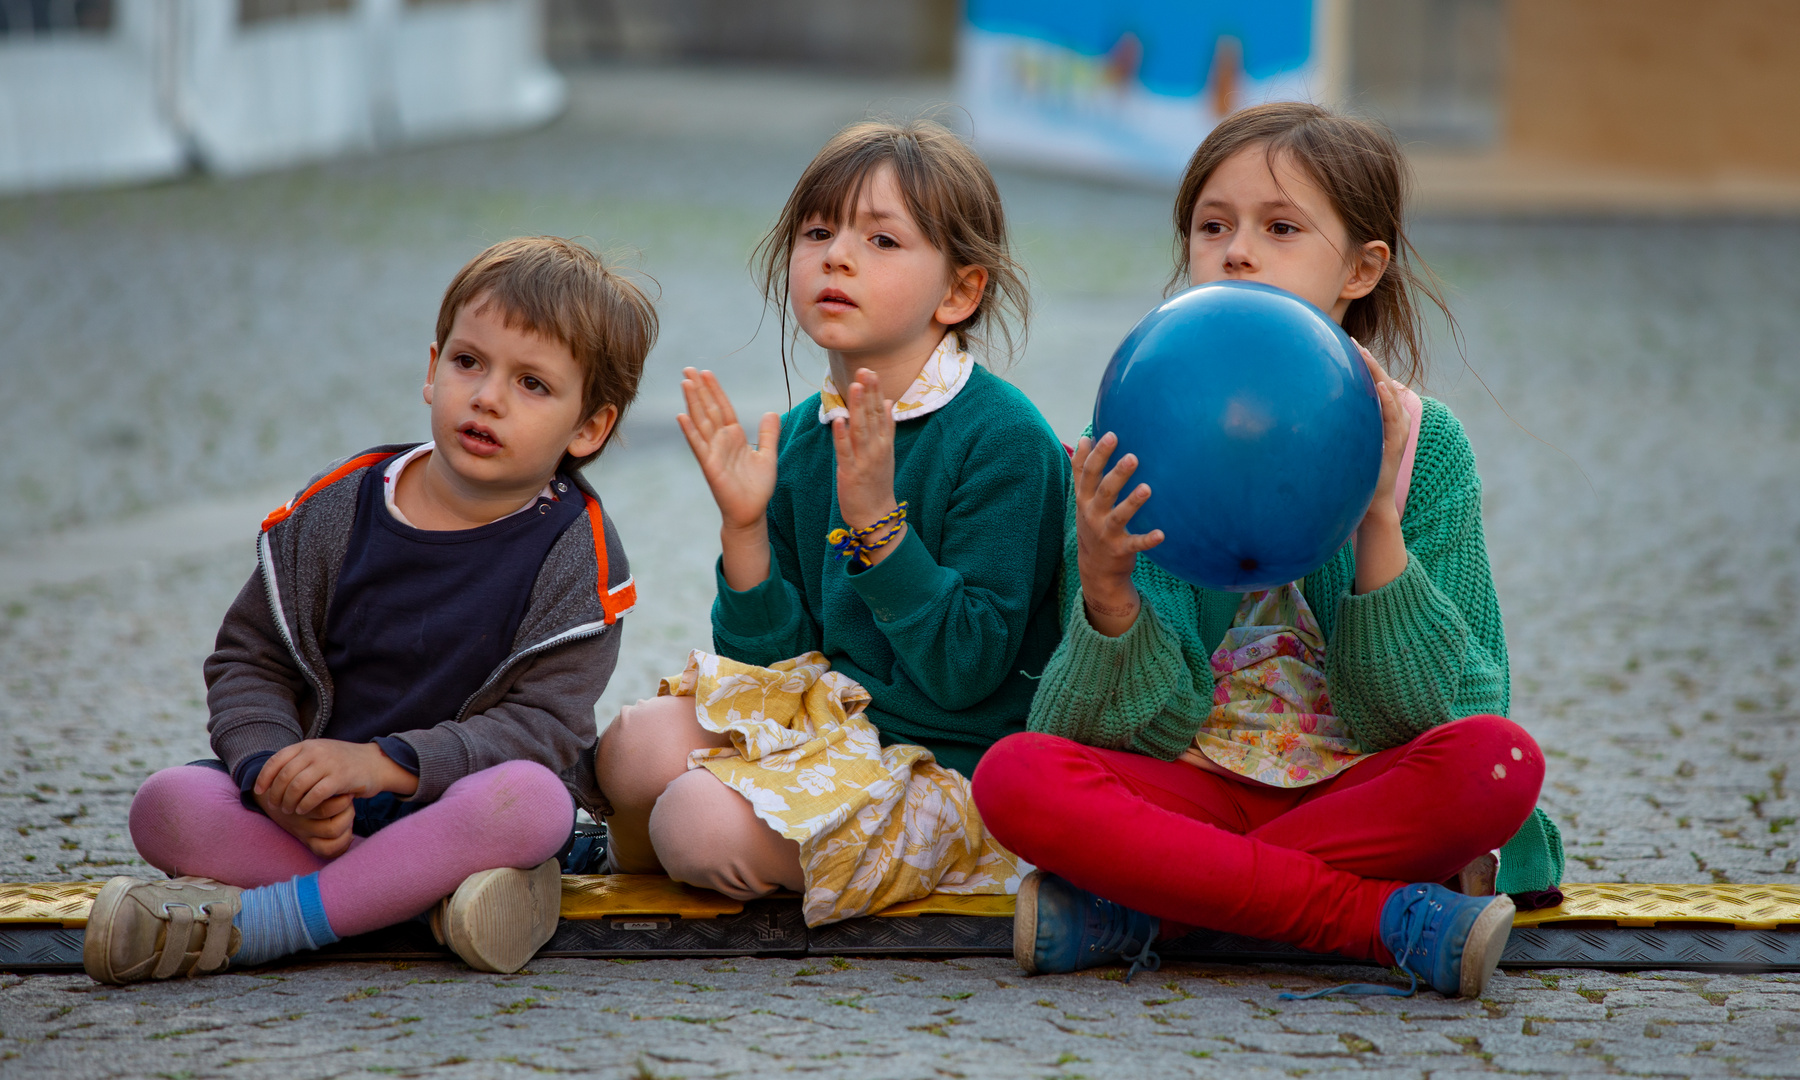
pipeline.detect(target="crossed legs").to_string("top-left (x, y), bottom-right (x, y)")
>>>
top-left (595, 694), bottom-right (804, 899)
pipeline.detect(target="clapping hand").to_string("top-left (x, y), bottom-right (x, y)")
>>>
top-left (831, 369), bottom-right (902, 535)
top-left (678, 368), bottom-right (781, 589)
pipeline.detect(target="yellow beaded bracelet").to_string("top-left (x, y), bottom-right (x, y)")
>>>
top-left (827, 502), bottom-right (909, 566)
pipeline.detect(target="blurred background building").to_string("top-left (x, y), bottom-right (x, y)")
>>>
top-left (2, 0), bottom-right (1798, 208)
top-left (0, 0), bottom-right (563, 190)
top-left (558, 0), bottom-right (1800, 211)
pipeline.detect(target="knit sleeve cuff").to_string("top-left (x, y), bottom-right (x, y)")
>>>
top-left (392, 727), bottom-right (470, 804)
top-left (843, 528), bottom-right (949, 624)
top-left (210, 717), bottom-right (303, 780)
top-left (713, 553), bottom-right (801, 637)
top-left (1335, 554), bottom-right (1463, 649)
top-left (1329, 555), bottom-right (1471, 750)
top-left (1027, 598), bottom-right (1207, 760)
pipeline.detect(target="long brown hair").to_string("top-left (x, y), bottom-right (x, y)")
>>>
top-left (1169, 102), bottom-right (1453, 388)
top-left (753, 117), bottom-right (1029, 386)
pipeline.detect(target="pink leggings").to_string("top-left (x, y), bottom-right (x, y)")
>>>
top-left (970, 715), bottom-right (1543, 964)
top-left (129, 760), bottom-right (573, 938)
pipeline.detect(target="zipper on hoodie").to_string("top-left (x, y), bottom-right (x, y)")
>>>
top-left (450, 618), bottom-right (613, 724)
top-left (257, 529), bottom-right (333, 737)
top-left (260, 505), bottom-right (616, 735)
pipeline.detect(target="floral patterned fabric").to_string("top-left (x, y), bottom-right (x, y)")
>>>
top-left (1183, 584), bottom-right (1367, 788)
top-left (817, 332), bottom-right (972, 425)
top-left (660, 650), bottom-right (1028, 926)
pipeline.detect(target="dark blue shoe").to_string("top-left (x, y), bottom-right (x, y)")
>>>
top-left (1281, 883), bottom-right (1515, 1000)
top-left (1383, 883), bottom-right (1516, 998)
top-left (1014, 870), bottom-right (1161, 982)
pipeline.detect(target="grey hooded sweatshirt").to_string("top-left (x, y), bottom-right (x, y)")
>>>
top-left (203, 444), bottom-right (632, 819)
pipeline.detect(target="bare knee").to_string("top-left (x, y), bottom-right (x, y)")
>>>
top-left (595, 695), bottom-right (716, 814)
top-left (649, 770), bottom-right (802, 900)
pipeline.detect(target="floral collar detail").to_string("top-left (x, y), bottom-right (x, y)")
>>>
top-left (817, 333), bottom-right (973, 425)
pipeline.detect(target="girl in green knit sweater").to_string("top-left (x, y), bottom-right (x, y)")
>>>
top-left (594, 120), bottom-right (1068, 923)
top-left (971, 102), bottom-right (1561, 999)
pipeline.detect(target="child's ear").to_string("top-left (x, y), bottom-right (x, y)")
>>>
top-left (1341, 241), bottom-right (1391, 303)
top-left (566, 403), bottom-right (620, 463)
top-left (935, 264), bottom-right (988, 329)
top-left (424, 342), bottom-right (440, 406)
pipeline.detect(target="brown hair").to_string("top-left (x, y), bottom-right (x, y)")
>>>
top-left (753, 117), bottom-right (1029, 381)
top-left (1169, 101), bottom-right (1453, 388)
top-left (437, 236), bottom-right (658, 470)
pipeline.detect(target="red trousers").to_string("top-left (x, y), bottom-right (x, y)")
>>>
top-left (970, 715), bottom-right (1543, 963)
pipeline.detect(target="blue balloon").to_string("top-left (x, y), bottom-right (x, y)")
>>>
top-left (1092, 280), bottom-right (1382, 592)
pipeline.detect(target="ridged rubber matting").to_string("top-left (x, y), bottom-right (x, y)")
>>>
top-left (6, 879), bottom-right (1798, 973)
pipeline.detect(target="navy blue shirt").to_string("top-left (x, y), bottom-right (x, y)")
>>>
top-left (321, 455), bottom-right (584, 752)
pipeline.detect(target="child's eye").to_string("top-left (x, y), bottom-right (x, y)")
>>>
top-left (803, 226), bottom-right (832, 242)
top-left (872, 233), bottom-right (898, 250)
top-left (454, 353), bottom-right (479, 370)
top-left (521, 375), bottom-right (546, 393)
top-left (1199, 220), bottom-right (1227, 236)
top-left (1270, 222), bottom-right (1299, 236)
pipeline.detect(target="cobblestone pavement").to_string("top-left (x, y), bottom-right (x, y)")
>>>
top-left (2, 66), bottom-right (1798, 1076)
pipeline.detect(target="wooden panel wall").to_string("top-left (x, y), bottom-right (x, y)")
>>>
top-left (1505, 0), bottom-right (1800, 177)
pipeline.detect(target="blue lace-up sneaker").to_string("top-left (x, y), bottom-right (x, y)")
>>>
top-left (1382, 883), bottom-right (1516, 997)
top-left (1014, 870), bottom-right (1162, 982)
top-left (1281, 882), bottom-right (1516, 1000)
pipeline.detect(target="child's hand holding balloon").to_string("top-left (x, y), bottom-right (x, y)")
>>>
top-left (1354, 343), bottom-right (1411, 594)
top-left (1073, 431), bottom-right (1165, 637)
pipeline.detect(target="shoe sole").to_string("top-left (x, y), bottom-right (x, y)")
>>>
top-left (442, 860), bottom-right (562, 974)
top-left (1012, 871), bottom-right (1043, 975)
top-left (81, 876), bottom-right (146, 985)
top-left (1458, 893), bottom-right (1517, 998)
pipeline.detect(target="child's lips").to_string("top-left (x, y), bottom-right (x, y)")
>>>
top-left (457, 423), bottom-right (503, 457)
top-left (816, 289), bottom-right (856, 311)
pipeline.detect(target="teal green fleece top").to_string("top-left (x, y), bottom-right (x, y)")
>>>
top-left (712, 363), bottom-right (1070, 777)
top-left (1027, 397), bottom-right (1563, 895)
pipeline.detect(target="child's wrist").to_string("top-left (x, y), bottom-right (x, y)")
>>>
top-left (840, 496), bottom-right (898, 531)
top-left (369, 742), bottom-right (420, 796)
top-left (1360, 503), bottom-right (1401, 533)
top-left (721, 519), bottom-right (768, 544)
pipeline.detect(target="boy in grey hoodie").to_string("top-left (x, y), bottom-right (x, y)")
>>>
top-left (85, 237), bottom-right (654, 984)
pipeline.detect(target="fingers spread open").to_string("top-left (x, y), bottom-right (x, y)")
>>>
top-left (1104, 481), bottom-right (1152, 533)
top-left (1078, 433), bottom-right (1117, 499)
top-left (1094, 453), bottom-right (1139, 506)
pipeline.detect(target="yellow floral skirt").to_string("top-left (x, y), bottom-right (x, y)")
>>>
top-left (659, 650), bottom-right (1028, 926)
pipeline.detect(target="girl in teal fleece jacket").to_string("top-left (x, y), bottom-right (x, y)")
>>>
top-left (594, 119), bottom-right (1068, 914)
top-left (971, 103), bottom-right (1562, 999)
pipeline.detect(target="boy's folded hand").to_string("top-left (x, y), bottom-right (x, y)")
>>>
top-left (256, 739), bottom-right (420, 818)
top-left (256, 790), bottom-right (356, 858)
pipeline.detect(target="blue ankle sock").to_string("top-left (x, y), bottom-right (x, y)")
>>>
top-left (232, 873), bottom-right (340, 968)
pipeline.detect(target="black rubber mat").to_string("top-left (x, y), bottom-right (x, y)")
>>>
top-left (7, 913), bottom-right (1799, 973)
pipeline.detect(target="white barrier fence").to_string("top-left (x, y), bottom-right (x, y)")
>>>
top-left (0, 0), bottom-right (564, 193)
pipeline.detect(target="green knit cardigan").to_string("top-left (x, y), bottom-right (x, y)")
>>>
top-left (1026, 397), bottom-right (1563, 895)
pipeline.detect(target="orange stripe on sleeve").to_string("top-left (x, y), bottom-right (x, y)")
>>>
top-left (260, 452), bottom-right (393, 532)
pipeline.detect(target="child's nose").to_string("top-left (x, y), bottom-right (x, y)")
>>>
top-left (1224, 234), bottom-right (1256, 269)
top-left (822, 232), bottom-right (855, 269)
top-left (470, 374), bottom-right (506, 412)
